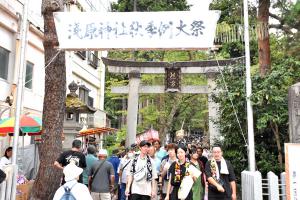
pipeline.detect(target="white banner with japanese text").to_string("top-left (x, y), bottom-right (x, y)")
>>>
top-left (53, 11), bottom-right (220, 50)
top-left (285, 143), bottom-right (300, 200)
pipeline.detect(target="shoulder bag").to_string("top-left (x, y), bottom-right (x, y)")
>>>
top-left (91, 161), bottom-right (105, 184)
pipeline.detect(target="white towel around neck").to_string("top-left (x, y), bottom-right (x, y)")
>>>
top-left (214, 157), bottom-right (229, 180)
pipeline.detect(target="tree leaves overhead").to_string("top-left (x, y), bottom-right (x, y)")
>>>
top-left (269, 1), bottom-right (300, 59)
top-left (106, 49), bottom-right (210, 140)
top-left (211, 0), bottom-right (300, 181)
top-left (210, 0), bottom-right (256, 24)
top-left (214, 56), bottom-right (299, 177)
top-left (111, 0), bottom-right (190, 12)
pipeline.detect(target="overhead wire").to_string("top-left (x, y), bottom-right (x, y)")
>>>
top-left (24, 50), bottom-right (61, 85)
top-left (24, 0), bottom-right (111, 87)
top-left (212, 51), bottom-right (248, 147)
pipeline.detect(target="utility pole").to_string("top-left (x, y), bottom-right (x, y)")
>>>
top-left (10, 0), bottom-right (29, 199)
top-left (243, 0), bottom-right (256, 172)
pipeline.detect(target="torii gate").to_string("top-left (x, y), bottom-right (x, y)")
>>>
top-left (102, 57), bottom-right (244, 146)
top-left (54, 9), bottom-right (231, 146)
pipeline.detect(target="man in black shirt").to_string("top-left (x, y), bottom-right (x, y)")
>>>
top-left (54, 139), bottom-right (87, 184)
top-left (205, 146), bottom-right (236, 200)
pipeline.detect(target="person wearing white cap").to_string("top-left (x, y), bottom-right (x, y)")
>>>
top-left (88, 149), bottom-right (115, 200)
top-left (53, 162), bottom-right (92, 200)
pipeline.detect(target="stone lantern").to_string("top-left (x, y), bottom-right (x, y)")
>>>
top-left (63, 81), bottom-right (96, 149)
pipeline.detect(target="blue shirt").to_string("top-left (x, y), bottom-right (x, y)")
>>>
top-left (154, 157), bottom-right (161, 172)
top-left (107, 155), bottom-right (120, 184)
top-left (82, 154), bottom-right (98, 185)
top-left (155, 148), bottom-right (167, 161)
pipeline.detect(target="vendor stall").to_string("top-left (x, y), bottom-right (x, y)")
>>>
top-left (77, 127), bottom-right (117, 150)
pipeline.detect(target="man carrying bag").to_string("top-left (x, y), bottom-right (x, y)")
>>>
top-left (88, 149), bottom-right (115, 200)
top-left (125, 140), bottom-right (157, 200)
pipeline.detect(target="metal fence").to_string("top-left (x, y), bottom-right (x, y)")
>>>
top-left (242, 170), bottom-right (286, 200)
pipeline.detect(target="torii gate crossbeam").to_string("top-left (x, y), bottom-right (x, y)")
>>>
top-left (102, 57), bottom-right (245, 146)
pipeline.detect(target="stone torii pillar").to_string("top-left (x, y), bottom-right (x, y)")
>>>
top-left (207, 72), bottom-right (220, 144)
top-left (126, 71), bottom-right (141, 146)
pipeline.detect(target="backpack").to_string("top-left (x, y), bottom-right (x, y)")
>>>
top-left (0, 169), bottom-right (6, 184)
top-left (60, 183), bottom-right (77, 200)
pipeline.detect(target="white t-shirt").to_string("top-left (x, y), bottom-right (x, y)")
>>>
top-left (53, 180), bottom-right (93, 200)
top-left (128, 155), bottom-right (157, 196)
top-left (117, 157), bottom-right (132, 184)
top-left (160, 158), bottom-right (176, 194)
top-left (0, 157), bottom-right (11, 170)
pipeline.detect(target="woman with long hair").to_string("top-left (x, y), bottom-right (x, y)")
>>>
top-left (190, 147), bottom-right (204, 200)
top-left (165, 144), bottom-right (194, 200)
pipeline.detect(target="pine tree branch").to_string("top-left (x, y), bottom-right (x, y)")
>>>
top-left (269, 12), bottom-right (298, 31)
top-left (269, 24), bottom-right (293, 34)
top-left (269, 12), bottom-right (283, 23)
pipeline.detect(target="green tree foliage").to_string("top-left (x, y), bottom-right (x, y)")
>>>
top-left (103, 128), bottom-right (127, 155)
top-left (104, 67), bottom-right (128, 128)
top-left (210, 0), bottom-right (256, 24)
top-left (213, 46), bottom-right (300, 177)
top-left (106, 50), bottom-right (210, 142)
top-left (219, 40), bottom-right (258, 64)
top-left (211, 0), bottom-right (300, 179)
top-left (269, 1), bottom-right (300, 59)
top-left (111, 0), bottom-right (189, 12)
top-left (283, 2), bottom-right (300, 59)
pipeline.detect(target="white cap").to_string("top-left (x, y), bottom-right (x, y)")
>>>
top-left (63, 162), bottom-right (83, 182)
top-left (98, 149), bottom-right (108, 156)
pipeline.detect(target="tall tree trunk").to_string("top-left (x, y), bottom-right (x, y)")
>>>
top-left (270, 122), bottom-right (283, 170)
top-left (257, 0), bottom-right (271, 77)
top-left (30, 0), bottom-right (65, 199)
top-left (160, 94), bottom-right (182, 141)
top-left (187, 51), bottom-right (194, 60)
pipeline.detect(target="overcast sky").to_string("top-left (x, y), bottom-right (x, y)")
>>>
top-left (187, 0), bottom-right (212, 11)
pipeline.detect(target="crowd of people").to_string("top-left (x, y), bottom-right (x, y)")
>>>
top-left (52, 139), bottom-right (237, 200)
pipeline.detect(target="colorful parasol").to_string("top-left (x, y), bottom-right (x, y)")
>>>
top-left (0, 118), bottom-right (6, 137)
top-left (0, 115), bottom-right (42, 136)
